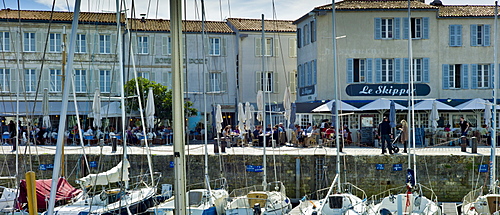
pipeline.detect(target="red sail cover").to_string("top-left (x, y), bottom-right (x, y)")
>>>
top-left (18, 177), bottom-right (82, 211)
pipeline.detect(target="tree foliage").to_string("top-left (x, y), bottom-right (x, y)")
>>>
top-left (124, 77), bottom-right (197, 125)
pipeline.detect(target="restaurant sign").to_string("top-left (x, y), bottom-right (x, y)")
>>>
top-left (299, 86), bottom-right (315, 96)
top-left (346, 84), bottom-right (430, 96)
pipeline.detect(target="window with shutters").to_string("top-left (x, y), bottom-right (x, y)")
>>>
top-left (448, 64), bottom-right (462, 89)
top-left (353, 59), bottom-right (366, 83)
top-left (25, 69), bottom-right (36, 92)
top-left (258, 71), bottom-right (274, 92)
top-left (477, 64), bottom-right (490, 88)
top-left (381, 59), bottom-right (394, 82)
top-left (209, 37), bottom-right (221, 56)
top-left (76, 34), bottom-right (87, 53)
top-left (411, 18), bottom-right (422, 39)
top-left (99, 34), bottom-right (111, 54)
top-left (208, 71), bottom-right (226, 93)
top-left (24, 32), bottom-right (35, 52)
top-left (297, 28), bottom-right (302, 48)
top-left (255, 37), bottom-right (275, 56)
top-left (137, 36), bottom-right (149, 54)
top-left (290, 70), bottom-right (297, 93)
top-left (471, 24), bottom-right (490, 46)
top-left (0, 32), bottom-right (10, 51)
top-left (381, 19), bottom-right (393, 39)
top-left (0, 68), bottom-right (9, 92)
top-left (288, 38), bottom-right (297, 58)
top-left (304, 24), bottom-right (310, 46)
top-left (74, 69), bottom-right (87, 93)
top-left (50, 69), bottom-right (62, 92)
top-left (100, 70), bottom-right (111, 93)
top-left (49, 33), bottom-right (62, 52)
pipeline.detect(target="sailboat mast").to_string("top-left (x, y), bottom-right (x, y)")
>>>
top-left (331, 0), bottom-right (341, 189)
top-left (171, 0), bottom-right (187, 214)
top-left (491, 1), bottom-right (498, 194)
top-left (46, 0), bottom-right (81, 214)
top-left (261, 14), bottom-right (268, 191)
top-left (201, 0), bottom-right (212, 192)
top-left (407, 0), bottom-right (417, 184)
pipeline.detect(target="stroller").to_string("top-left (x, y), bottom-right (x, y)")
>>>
top-left (389, 131), bottom-right (401, 153)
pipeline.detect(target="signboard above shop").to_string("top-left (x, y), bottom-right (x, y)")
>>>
top-left (346, 84), bottom-right (430, 97)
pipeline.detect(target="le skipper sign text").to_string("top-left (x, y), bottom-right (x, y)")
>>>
top-left (346, 84), bottom-right (430, 97)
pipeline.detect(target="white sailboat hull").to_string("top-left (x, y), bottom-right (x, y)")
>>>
top-left (367, 193), bottom-right (441, 215)
top-left (147, 189), bottom-right (229, 215)
top-left (297, 193), bottom-right (366, 215)
top-left (225, 190), bottom-right (291, 215)
top-left (462, 193), bottom-right (500, 215)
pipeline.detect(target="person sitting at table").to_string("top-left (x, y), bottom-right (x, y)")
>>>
top-left (272, 125), bottom-right (280, 146)
top-left (253, 125), bottom-right (264, 146)
top-left (305, 123), bottom-right (313, 135)
top-left (233, 125), bottom-right (241, 135)
top-left (296, 126), bottom-right (305, 147)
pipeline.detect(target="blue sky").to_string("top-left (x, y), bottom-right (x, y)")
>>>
top-left (4, 0), bottom-right (498, 21)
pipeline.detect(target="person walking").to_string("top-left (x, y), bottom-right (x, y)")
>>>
top-left (399, 119), bottom-right (408, 153)
top-left (378, 117), bottom-right (393, 154)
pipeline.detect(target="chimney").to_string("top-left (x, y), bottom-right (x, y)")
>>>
top-left (430, 0), bottom-right (443, 6)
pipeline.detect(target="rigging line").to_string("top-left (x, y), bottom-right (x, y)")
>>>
top-left (219, 0), bottom-right (223, 21)
top-left (226, 0), bottom-right (231, 18)
top-left (155, 0), bottom-right (159, 18)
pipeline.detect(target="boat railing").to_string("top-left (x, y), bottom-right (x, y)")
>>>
top-left (367, 183), bottom-right (438, 205)
top-left (186, 177), bottom-right (228, 190)
top-left (300, 182), bottom-right (367, 201)
top-left (462, 186), bottom-right (485, 206)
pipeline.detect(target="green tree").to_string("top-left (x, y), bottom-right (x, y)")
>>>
top-left (124, 77), bottom-right (197, 126)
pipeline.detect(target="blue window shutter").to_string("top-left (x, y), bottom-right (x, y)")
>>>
top-left (442, 64), bottom-right (449, 89)
top-left (456, 25), bottom-right (462, 46)
top-left (403, 58), bottom-right (409, 83)
top-left (374, 18), bottom-right (381, 40)
top-left (471, 25), bottom-right (478, 46)
top-left (395, 58), bottom-right (401, 82)
top-left (313, 60), bottom-right (317, 85)
top-left (403, 17), bottom-right (409, 39)
top-left (347, 58), bottom-right (353, 83)
top-left (423, 17), bottom-right (430, 39)
top-left (366, 58), bottom-right (373, 83)
top-left (375, 58), bottom-right (382, 83)
top-left (471, 64), bottom-right (477, 89)
top-left (423, 58), bottom-right (430, 83)
top-left (297, 28), bottom-right (301, 48)
top-left (298, 64), bottom-right (303, 87)
top-left (394, 18), bottom-right (401, 39)
top-left (484, 24), bottom-right (491, 46)
top-left (449, 25), bottom-right (455, 46)
top-left (462, 64), bottom-right (469, 89)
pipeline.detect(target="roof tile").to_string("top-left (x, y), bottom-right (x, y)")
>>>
top-left (227, 18), bottom-right (295, 32)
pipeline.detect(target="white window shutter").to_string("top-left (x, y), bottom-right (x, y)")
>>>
top-left (221, 72), bottom-right (227, 92)
top-left (274, 38), bottom-right (280, 57)
top-left (288, 38), bottom-right (297, 58)
top-left (256, 71), bottom-right (262, 92)
top-left (290, 70), bottom-right (297, 93)
top-left (36, 32), bottom-right (44, 52)
top-left (162, 36), bottom-right (168, 55)
top-left (131, 35), bottom-right (138, 54)
top-left (221, 38), bottom-right (227, 56)
top-left (273, 72), bottom-right (278, 93)
top-left (149, 36), bottom-right (154, 55)
top-left (111, 35), bottom-right (117, 54)
top-left (255, 37), bottom-right (262, 57)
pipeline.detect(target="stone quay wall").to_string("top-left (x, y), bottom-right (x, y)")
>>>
top-left (4, 153), bottom-right (490, 202)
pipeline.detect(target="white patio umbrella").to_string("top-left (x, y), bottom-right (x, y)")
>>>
top-left (412, 99), bottom-right (455, 110)
top-left (42, 88), bottom-right (51, 128)
top-left (359, 98), bottom-right (406, 111)
top-left (430, 100), bottom-right (439, 130)
top-left (484, 100), bottom-right (492, 126)
top-left (145, 88), bottom-right (155, 130)
top-left (283, 87), bottom-right (291, 122)
top-left (237, 102), bottom-right (246, 131)
top-left (245, 102), bottom-right (254, 131)
top-left (312, 100), bottom-right (359, 112)
top-left (216, 104), bottom-right (223, 133)
top-left (92, 88), bottom-right (101, 129)
top-left (455, 98), bottom-right (488, 110)
top-left (256, 90), bottom-right (264, 122)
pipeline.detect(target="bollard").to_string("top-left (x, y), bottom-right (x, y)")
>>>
top-left (471, 137), bottom-right (477, 153)
top-left (221, 140), bottom-right (226, 153)
top-left (461, 136), bottom-right (467, 152)
top-left (214, 141), bottom-right (219, 154)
